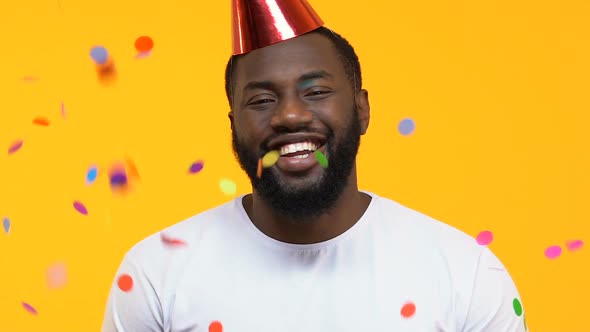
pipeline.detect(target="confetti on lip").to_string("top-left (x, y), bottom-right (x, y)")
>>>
top-left (117, 274), bottom-right (133, 292)
top-left (2, 217), bottom-right (10, 234)
top-left (160, 233), bottom-right (187, 247)
top-left (476, 230), bottom-right (493, 246)
top-left (256, 158), bottom-right (263, 178)
top-left (513, 298), bottom-right (523, 316)
top-left (262, 150), bottom-right (280, 168)
top-left (73, 201), bottom-right (88, 215)
top-left (189, 160), bottom-right (204, 174)
top-left (8, 140), bottom-right (23, 155)
top-left (400, 302), bottom-right (416, 318)
top-left (545, 245), bottom-right (562, 259)
top-left (46, 262), bottom-right (68, 289)
top-left (22, 302), bottom-right (37, 315)
top-left (566, 239), bottom-right (584, 251)
top-left (314, 150), bottom-right (328, 168)
top-left (33, 116), bottom-right (50, 126)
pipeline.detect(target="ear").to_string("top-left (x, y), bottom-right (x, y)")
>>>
top-left (356, 89), bottom-right (370, 135)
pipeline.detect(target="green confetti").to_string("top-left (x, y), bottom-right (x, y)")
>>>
top-left (314, 150), bottom-right (328, 168)
top-left (220, 178), bottom-right (237, 196)
top-left (513, 298), bottom-right (523, 316)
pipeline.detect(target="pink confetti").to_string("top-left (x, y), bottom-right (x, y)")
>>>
top-left (22, 302), bottom-right (37, 315)
top-left (476, 230), bottom-right (493, 246)
top-left (8, 140), bottom-right (23, 155)
top-left (566, 240), bottom-right (584, 252)
top-left (22, 76), bottom-right (38, 82)
top-left (46, 262), bottom-right (68, 289)
top-left (160, 233), bottom-right (187, 247)
top-left (60, 101), bottom-right (66, 119)
top-left (73, 201), bottom-right (88, 215)
top-left (545, 245), bottom-right (562, 259)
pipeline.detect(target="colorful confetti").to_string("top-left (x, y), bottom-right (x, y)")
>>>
top-left (73, 201), bottom-right (88, 215)
top-left (262, 150), bottom-right (280, 168)
top-left (22, 302), bottom-right (37, 315)
top-left (189, 160), bottom-right (204, 174)
top-left (314, 150), bottom-right (328, 168)
top-left (125, 158), bottom-right (140, 179)
top-left (220, 179), bottom-right (237, 196)
top-left (60, 101), bottom-right (66, 119)
top-left (398, 118), bottom-right (415, 136)
top-left (46, 262), bottom-right (68, 289)
top-left (86, 165), bottom-right (98, 185)
top-left (135, 36), bottom-right (154, 53)
top-left (2, 217), bottom-right (10, 234)
top-left (209, 321), bottom-right (223, 332)
top-left (513, 298), bottom-right (523, 316)
top-left (476, 230), bottom-right (493, 246)
top-left (256, 158), bottom-right (263, 178)
top-left (545, 245), bottom-right (562, 259)
top-left (117, 274), bottom-right (133, 292)
top-left (160, 233), bottom-right (187, 247)
top-left (8, 140), bottom-right (23, 155)
top-left (33, 117), bottom-right (50, 126)
top-left (400, 301), bottom-right (416, 318)
top-left (90, 46), bottom-right (109, 65)
top-left (566, 239), bottom-right (584, 252)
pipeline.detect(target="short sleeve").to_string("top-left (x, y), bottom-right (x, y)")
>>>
top-left (101, 253), bottom-right (164, 332)
top-left (461, 248), bottom-right (528, 332)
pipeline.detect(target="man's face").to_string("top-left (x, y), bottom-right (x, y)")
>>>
top-left (229, 32), bottom-right (369, 221)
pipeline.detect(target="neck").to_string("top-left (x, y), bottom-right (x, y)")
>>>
top-left (243, 173), bottom-right (372, 244)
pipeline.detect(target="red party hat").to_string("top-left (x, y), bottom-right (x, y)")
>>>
top-left (231, 0), bottom-right (324, 55)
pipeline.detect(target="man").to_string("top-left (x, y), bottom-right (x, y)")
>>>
top-left (102, 0), bottom-right (527, 331)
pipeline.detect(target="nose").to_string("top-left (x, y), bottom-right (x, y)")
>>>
top-left (270, 97), bottom-right (313, 131)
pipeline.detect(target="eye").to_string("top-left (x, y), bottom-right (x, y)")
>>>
top-left (305, 90), bottom-right (332, 98)
top-left (250, 98), bottom-right (275, 105)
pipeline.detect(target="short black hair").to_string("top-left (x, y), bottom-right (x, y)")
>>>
top-left (224, 26), bottom-right (362, 107)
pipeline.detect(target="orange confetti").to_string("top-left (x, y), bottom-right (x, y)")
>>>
top-left (256, 158), bottom-right (263, 178)
top-left (33, 117), bottom-right (50, 126)
top-left (135, 36), bottom-right (154, 53)
top-left (400, 302), bottom-right (416, 318)
top-left (124, 157), bottom-right (140, 179)
top-left (209, 321), bottom-right (223, 332)
top-left (117, 274), bottom-right (133, 292)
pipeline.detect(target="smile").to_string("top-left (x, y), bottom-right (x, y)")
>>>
top-left (279, 140), bottom-right (320, 158)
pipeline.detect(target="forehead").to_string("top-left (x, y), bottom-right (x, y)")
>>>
top-left (234, 32), bottom-right (343, 85)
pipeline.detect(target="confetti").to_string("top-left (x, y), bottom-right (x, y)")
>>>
top-left (398, 118), bottom-right (415, 136)
top-left (262, 150), bottom-right (280, 168)
top-left (209, 321), bottom-right (223, 332)
top-left (566, 239), bottom-right (584, 252)
top-left (117, 274), bottom-right (133, 292)
top-left (8, 140), bottom-right (23, 155)
top-left (86, 165), bottom-right (98, 185)
top-left (60, 101), bottom-right (66, 119)
top-left (22, 76), bottom-right (38, 82)
top-left (220, 179), bottom-right (237, 196)
top-left (2, 217), bottom-right (10, 234)
top-left (314, 150), bottom-right (328, 168)
top-left (544, 245), bottom-right (562, 259)
top-left (125, 157), bottom-right (140, 179)
top-left (400, 302), bottom-right (416, 318)
top-left (33, 117), bottom-right (50, 126)
top-left (513, 298), bottom-right (523, 316)
top-left (110, 172), bottom-right (128, 186)
top-left (46, 262), bottom-right (68, 289)
top-left (90, 46), bottom-right (109, 65)
top-left (160, 233), bottom-right (187, 247)
top-left (476, 230), bottom-right (493, 246)
top-left (22, 302), bottom-right (37, 315)
top-left (256, 158), bottom-right (263, 178)
top-left (189, 160), bottom-right (204, 174)
top-left (73, 201), bottom-right (88, 215)
top-left (135, 36), bottom-right (154, 53)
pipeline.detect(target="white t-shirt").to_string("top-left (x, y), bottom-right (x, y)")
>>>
top-left (102, 192), bottom-right (527, 332)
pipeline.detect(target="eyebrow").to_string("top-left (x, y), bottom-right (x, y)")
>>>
top-left (242, 70), bottom-right (334, 94)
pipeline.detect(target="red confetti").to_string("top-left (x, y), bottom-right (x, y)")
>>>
top-left (209, 321), bottom-right (223, 332)
top-left (8, 140), bottom-right (23, 155)
top-left (22, 302), bottom-right (37, 315)
top-left (400, 302), bottom-right (416, 318)
top-left (33, 117), bottom-right (50, 126)
top-left (160, 233), bottom-right (187, 247)
top-left (135, 36), bottom-right (154, 53)
top-left (117, 274), bottom-right (133, 292)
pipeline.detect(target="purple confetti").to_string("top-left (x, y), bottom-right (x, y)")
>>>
top-left (189, 160), bottom-right (204, 174)
top-left (8, 140), bottom-right (23, 155)
top-left (22, 302), bottom-right (37, 315)
top-left (2, 217), bottom-right (10, 234)
top-left (566, 240), bottom-right (584, 252)
top-left (73, 201), bottom-right (88, 215)
top-left (398, 118), bottom-right (415, 136)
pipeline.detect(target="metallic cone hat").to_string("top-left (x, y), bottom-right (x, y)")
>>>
top-left (231, 0), bottom-right (324, 55)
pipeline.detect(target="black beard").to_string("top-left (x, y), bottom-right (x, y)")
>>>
top-left (232, 107), bottom-right (361, 222)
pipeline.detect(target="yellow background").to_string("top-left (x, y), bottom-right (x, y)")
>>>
top-left (0, 0), bottom-right (588, 331)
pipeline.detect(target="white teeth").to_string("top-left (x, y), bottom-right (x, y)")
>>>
top-left (279, 140), bottom-right (318, 156)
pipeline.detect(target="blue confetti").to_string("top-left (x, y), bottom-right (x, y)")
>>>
top-left (86, 166), bottom-right (98, 185)
top-left (398, 118), bottom-right (416, 136)
top-left (3, 217), bottom-right (10, 234)
top-left (90, 46), bottom-right (109, 65)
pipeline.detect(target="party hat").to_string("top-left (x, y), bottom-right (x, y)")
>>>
top-left (232, 0), bottom-right (324, 55)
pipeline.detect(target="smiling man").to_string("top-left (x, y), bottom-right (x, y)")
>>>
top-left (102, 0), bottom-right (527, 331)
